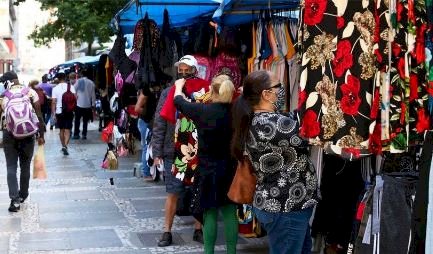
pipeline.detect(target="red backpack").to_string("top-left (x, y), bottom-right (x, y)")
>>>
top-left (62, 84), bottom-right (76, 113)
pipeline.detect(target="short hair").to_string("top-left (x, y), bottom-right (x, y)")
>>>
top-left (28, 80), bottom-right (39, 88)
top-left (69, 72), bottom-right (78, 81)
top-left (41, 74), bottom-right (48, 83)
top-left (56, 72), bottom-right (66, 81)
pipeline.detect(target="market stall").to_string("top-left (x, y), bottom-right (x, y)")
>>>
top-left (106, 1), bottom-right (433, 253)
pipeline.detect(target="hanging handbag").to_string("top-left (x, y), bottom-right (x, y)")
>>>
top-left (227, 156), bottom-right (256, 204)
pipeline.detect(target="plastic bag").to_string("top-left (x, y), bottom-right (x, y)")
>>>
top-left (50, 115), bottom-right (56, 128)
top-left (107, 150), bottom-right (118, 170)
top-left (101, 121), bottom-right (114, 143)
top-left (33, 145), bottom-right (47, 179)
top-left (117, 144), bottom-right (128, 157)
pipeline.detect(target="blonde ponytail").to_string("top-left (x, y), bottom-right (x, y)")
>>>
top-left (211, 75), bottom-right (235, 103)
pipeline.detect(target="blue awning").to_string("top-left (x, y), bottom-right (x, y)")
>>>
top-left (62, 55), bottom-right (101, 65)
top-left (112, 0), bottom-right (221, 34)
top-left (213, 0), bottom-right (300, 26)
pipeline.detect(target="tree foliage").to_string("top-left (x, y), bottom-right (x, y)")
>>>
top-left (20, 0), bottom-right (128, 55)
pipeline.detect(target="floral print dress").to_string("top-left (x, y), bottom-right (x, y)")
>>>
top-left (299, 0), bottom-right (377, 158)
top-left (374, 0), bottom-right (430, 153)
top-left (299, 0), bottom-right (431, 156)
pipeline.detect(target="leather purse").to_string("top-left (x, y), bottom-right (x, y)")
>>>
top-left (227, 156), bottom-right (257, 204)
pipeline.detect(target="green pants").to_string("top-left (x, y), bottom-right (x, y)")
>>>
top-left (203, 204), bottom-right (238, 254)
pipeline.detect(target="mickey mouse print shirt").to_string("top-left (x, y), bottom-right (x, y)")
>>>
top-left (246, 112), bottom-right (318, 213)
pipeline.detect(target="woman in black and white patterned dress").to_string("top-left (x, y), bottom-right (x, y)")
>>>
top-left (231, 70), bottom-right (319, 254)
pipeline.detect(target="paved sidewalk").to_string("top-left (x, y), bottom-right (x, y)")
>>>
top-left (0, 123), bottom-right (268, 254)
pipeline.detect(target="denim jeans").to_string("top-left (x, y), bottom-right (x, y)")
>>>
top-left (137, 119), bottom-right (150, 176)
top-left (253, 207), bottom-right (313, 254)
top-left (3, 131), bottom-right (35, 202)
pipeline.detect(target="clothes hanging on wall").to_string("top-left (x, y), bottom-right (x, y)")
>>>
top-left (299, 0), bottom-right (376, 158)
top-left (159, 9), bottom-right (182, 70)
top-left (212, 51), bottom-right (242, 88)
top-left (97, 54), bottom-right (109, 89)
top-left (108, 33), bottom-right (137, 81)
top-left (287, 57), bottom-right (300, 111)
top-left (359, 175), bottom-right (417, 254)
top-left (311, 154), bottom-right (365, 252)
top-left (410, 131), bottom-right (433, 253)
top-left (383, 0), bottom-right (429, 152)
top-left (298, 0), bottom-right (431, 156)
top-left (247, 17), bottom-right (298, 111)
top-left (105, 57), bottom-right (113, 90)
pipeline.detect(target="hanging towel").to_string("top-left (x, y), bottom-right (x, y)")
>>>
top-left (160, 78), bottom-right (210, 124)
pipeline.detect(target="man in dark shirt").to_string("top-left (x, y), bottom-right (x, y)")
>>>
top-left (153, 55), bottom-right (204, 247)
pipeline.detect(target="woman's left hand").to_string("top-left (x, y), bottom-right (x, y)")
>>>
top-left (175, 78), bottom-right (186, 90)
top-left (37, 137), bottom-right (45, 146)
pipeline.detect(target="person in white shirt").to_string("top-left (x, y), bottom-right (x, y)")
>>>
top-left (72, 69), bottom-right (95, 140)
top-left (51, 72), bottom-right (76, 155)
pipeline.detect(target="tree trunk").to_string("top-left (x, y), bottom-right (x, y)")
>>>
top-left (87, 42), bottom-right (93, 55)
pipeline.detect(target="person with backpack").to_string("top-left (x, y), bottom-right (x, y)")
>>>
top-left (51, 71), bottom-right (76, 155)
top-left (72, 69), bottom-right (96, 140)
top-left (0, 71), bottom-right (45, 212)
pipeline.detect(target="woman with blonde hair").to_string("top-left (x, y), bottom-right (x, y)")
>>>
top-left (174, 74), bottom-right (238, 254)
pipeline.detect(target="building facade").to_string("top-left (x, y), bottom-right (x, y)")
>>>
top-left (0, 0), bottom-right (17, 74)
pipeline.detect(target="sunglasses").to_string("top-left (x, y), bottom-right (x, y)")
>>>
top-left (267, 83), bottom-right (283, 91)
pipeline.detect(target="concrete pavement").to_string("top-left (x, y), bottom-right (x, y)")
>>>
top-left (0, 122), bottom-right (268, 254)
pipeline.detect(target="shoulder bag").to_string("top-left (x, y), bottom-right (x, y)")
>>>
top-left (227, 155), bottom-right (256, 204)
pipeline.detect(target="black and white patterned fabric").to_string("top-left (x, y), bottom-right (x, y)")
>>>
top-left (247, 112), bottom-right (319, 213)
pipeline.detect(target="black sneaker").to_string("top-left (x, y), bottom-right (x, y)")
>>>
top-left (72, 135), bottom-right (80, 140)
top-left (82, 136), bottom-right (87, 140)
top-left (8, 200), bottom-right (20, 212)
top-left (157, 232), bottom-right (173, 247)
top-left (19, 193), bottom-right (28, 203)
top-left (62, 147), bottom-right (69, 156)
top-left (193, 229), bottom-right (204, 244)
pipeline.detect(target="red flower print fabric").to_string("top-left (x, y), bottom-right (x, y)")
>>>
top-left (385, 0), bottom-right (430, 152)
top-left (299, 0), bottom-right (377, 158)
top-left (304, 0), bottom-right (328, 26)
top-left (300, 0), bottom-right (431, 157)
top-left (332, 40), bottom-right (353, 77)
top-left (300, 110), bottom-right (321, 138)
top-left (340, 75), bottom-right (362, 116)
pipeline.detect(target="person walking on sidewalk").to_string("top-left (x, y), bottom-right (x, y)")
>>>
top-left (37, 74), bottom-right (53, 129)
top-left (0, 71), bottom-right (45, 212)
top-left (135, 86), bottom-right (157, 181)
top-left (51, 71), bottom-right (76, 155)
top-left (174, 74), bottom-right (238, 254)
top-left (72, 69), bottom-right (96, 140)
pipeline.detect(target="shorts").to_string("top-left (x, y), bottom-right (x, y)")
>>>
top-left (163, 158), bottom-right (184, 194)
top-left (56, 112), bottom-right (73, 129)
